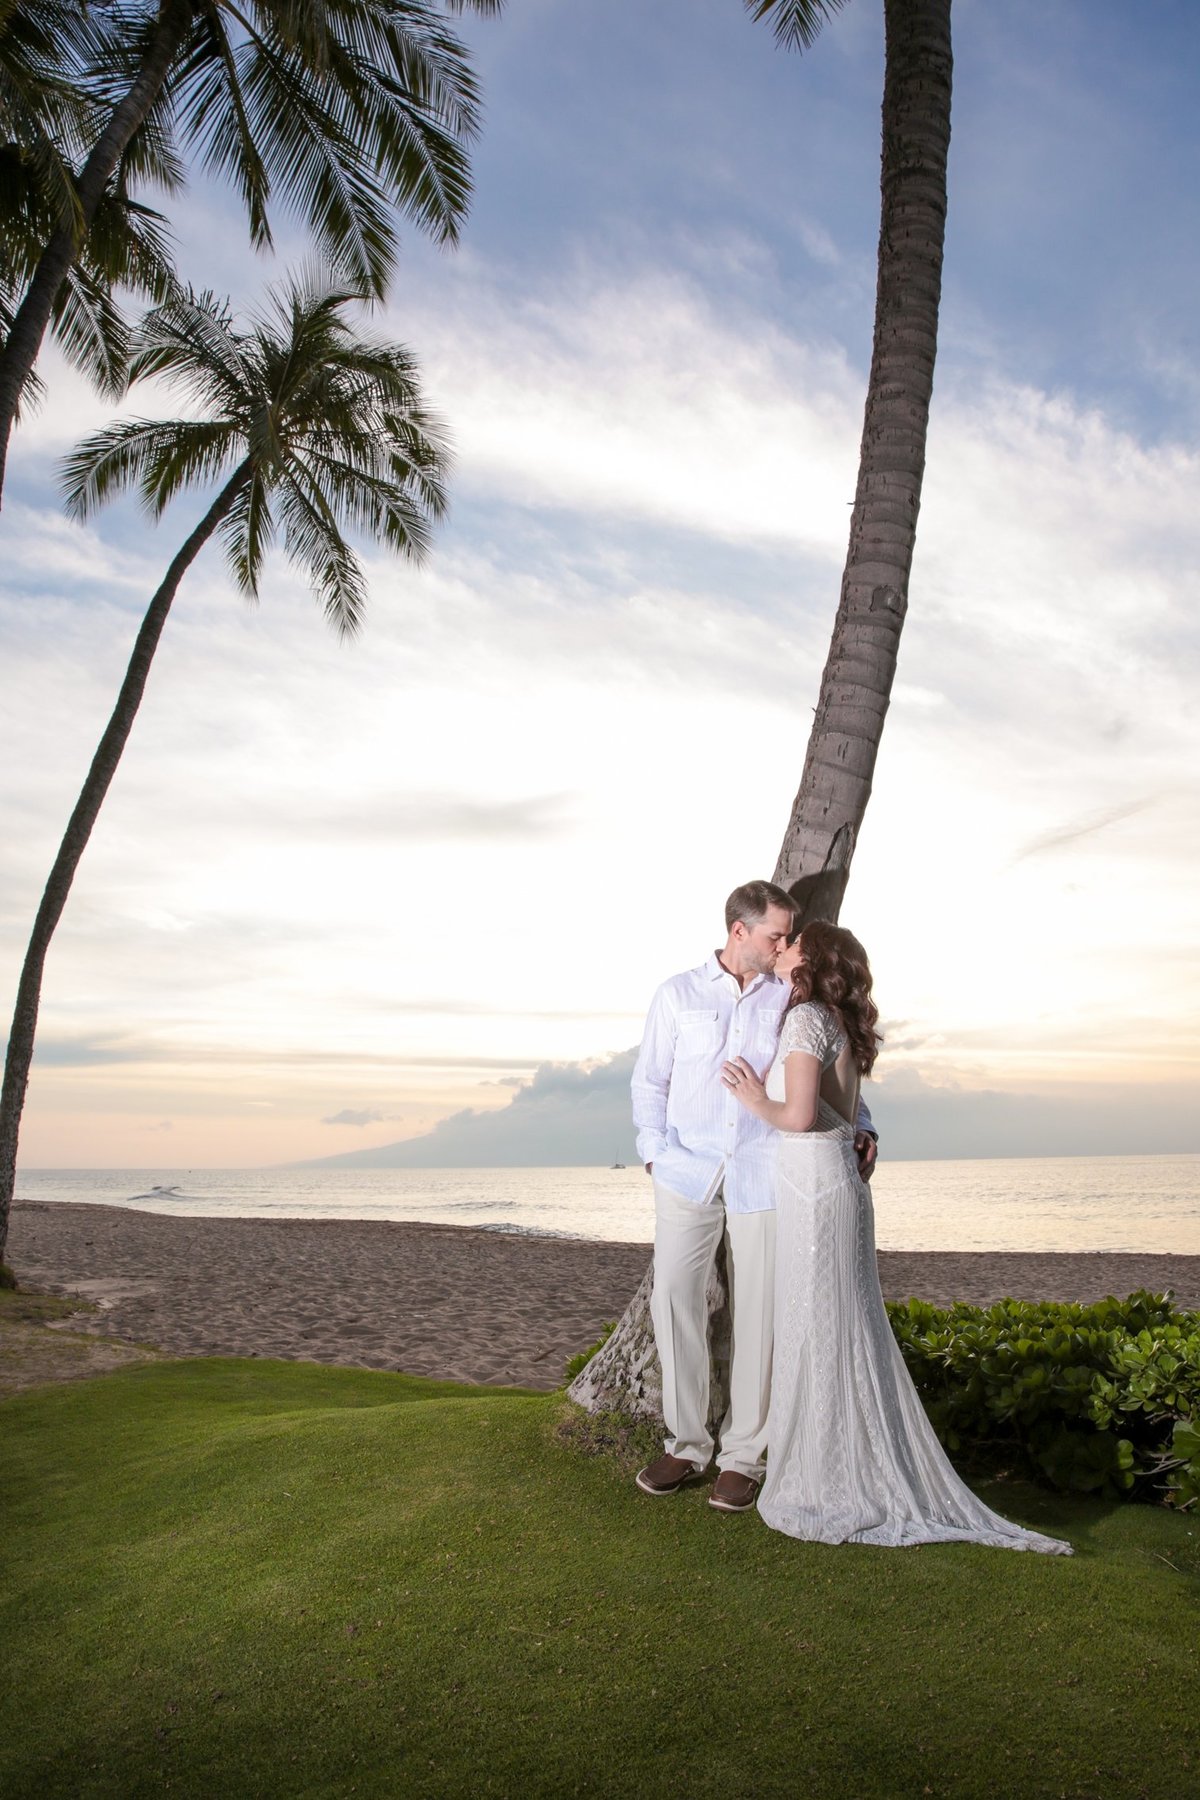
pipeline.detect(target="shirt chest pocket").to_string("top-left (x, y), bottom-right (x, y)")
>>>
top-left (750, 1007), bottom-right (786, 1064)
top-left (676, 1009), bottom-right (722, 1059)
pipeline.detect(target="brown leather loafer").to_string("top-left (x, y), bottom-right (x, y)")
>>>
top-left (635, 1452), bottom-right (706, 1496)
top-left (709, 1470), bottom-right (760, 1512)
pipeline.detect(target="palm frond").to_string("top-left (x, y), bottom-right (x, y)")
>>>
top-left (85, 191), bottom-right (179, 305)
top-left (248, 266), bottom-right (366, 389)
top-left (161, 0), bottom-right (479, 282)
top-left (5, 124), bottom-right (81, 240)
top-left (743, 0), bottom-right (846, 53)
top-left (170, 8), bottom-right (273, 249)
top-left (51, 262), bottom-right (130, 397)
top-left (232, 29), bottom-right (400, 290)
top-left (140, 417), bottom-right (244, 516)
top-left (218, 464), bottom-right (276, 594)
top-left (0, 0), bottom-right (102, 237)
top-left (275, 465), bottom-right (367, 637)
top-left (299, 446), bottom-right (438, 557)
top-left (0, 144), bottom-right (51, 294)
top-left (328, 42), bottom-right (473, 246)
top-left (288, 0), bottom-right (484, 143)
top-left (128, 287), bottom-right (251, 417)
top-left (59, 415), bottom-right (238, 519)
top-left (381, 407), bottom-right (451, 518)
top-left (115, 94), bottom-right (189, 196)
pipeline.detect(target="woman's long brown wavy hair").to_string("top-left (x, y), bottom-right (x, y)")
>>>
top-left (786, 920), bottom-right (882, 1076)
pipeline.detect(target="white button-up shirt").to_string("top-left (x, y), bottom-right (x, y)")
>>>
top-left (631, 951), bottom-right (875, 1213)
top-left (631, 953), bottom-right (787, 1212)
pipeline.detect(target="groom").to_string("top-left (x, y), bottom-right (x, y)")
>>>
top-left (632, 880), bottom-right (876, 1512)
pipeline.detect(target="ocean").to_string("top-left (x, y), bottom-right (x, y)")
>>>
top-left (14, 1153), bottom-right (1200, 1255)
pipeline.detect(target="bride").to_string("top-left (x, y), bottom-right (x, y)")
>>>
top-left (721, 921), bottom-right (1071, 1555)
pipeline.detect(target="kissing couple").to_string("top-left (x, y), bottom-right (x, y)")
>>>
top-left (630, 879), bottom-right (1070, 1554)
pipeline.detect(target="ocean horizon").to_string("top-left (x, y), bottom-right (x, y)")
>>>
top-left (15, 1151), bottom-right (1200, 1256)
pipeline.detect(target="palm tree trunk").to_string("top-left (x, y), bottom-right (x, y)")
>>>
top-left (0, 0), bottom-right (194, 504)
top-left (0, 463), bottom-right (250, 1266)
top-left (775, 0), bottom-right (953, 928)
top-left (570, 0), bottom-right (953, 1421)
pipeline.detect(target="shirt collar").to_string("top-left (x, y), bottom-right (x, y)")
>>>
top-left (704, 952), bottom-right (781, 998)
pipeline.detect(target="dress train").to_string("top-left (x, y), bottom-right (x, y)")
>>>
top-left (759, 1106), bottom-right (1071, 1555)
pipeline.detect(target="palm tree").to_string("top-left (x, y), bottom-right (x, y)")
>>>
top-left (0, 0), bottom-right (98, 245)
top-left (569, 0), bottom-right (954, 1423)
top-left (0, 0), bottom-right (500, 500)
top-left (757, 0), bottom-right (953, 927)
top-left (1, 0), bottom-right (164, 408)
top-left (2, 121), bottom-right (182, 414)
top-left (0, 270), bottom-right (450, 1265)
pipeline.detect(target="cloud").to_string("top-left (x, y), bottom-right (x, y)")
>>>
top-left (26, 1035), bottom-right (145, 1068)
top-left (1011, 797), bottom-right (1160, 863)
top-left (396, 263), bottom-right (864, 556)
top-left (867, 1066), bottom-right (1199, 1161)
top-left (301, 1049), bottom-right (641, 1168)
top-left (202, 790), bottom-right (576, 845)
top-left (321, 1108), bottom-right (386, 1128)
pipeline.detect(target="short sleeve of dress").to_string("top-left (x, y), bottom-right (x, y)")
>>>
top-left (778, 1002), bottom-right (834, 1063)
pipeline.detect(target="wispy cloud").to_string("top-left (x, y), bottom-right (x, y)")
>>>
top-left (25, 1035), bottom-right (145, 1068)
top-left (1012, 798), bottom-right (1160, 863)
top-left (211, 790), bottom-right (577, 844)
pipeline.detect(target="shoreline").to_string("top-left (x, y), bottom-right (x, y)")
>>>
top-left (7, 1200), bottom-right (1200, 1392)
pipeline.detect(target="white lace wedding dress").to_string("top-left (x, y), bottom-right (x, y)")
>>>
top-left (757, 1001), bottom-right (1072, 1555)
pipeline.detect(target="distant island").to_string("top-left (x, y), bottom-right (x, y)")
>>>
top-left (294, 1052), bottom-right (641, 1169)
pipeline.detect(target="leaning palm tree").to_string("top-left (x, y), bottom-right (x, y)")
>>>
top-left (569, 0), bottom-right (954, 1423)
top-left (757, 0), bottom-right (953, 926)
top-left (0, 0), bottom-right (500, 500)
top-left (0, 270), bottom-right (450, 1264)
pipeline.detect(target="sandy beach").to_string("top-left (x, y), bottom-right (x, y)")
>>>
top-left (7, 1199), bottom-right (1200, 1392)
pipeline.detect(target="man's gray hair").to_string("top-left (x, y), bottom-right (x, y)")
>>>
top-left (724, 879), bottom-right (797, 934)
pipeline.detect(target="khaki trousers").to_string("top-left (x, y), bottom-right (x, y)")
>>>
top-left (650, 1179), bottom-right (776, 1478)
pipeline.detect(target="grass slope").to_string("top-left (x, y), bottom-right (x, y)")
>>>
top-left (2, 1359), bottom-right (1198, 1799)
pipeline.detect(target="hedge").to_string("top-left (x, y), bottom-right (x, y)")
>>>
top-left (887, 1290), bottom-right (1199, 1507)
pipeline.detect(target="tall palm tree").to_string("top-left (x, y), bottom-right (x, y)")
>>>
top-left (0, 270), bottom-right (450, 1264)
top-left (756, 0), bottom-right (953, 925)
top-left (0, 0), bottom-right (500, 501)
top-left (569, 0), bottom-right (954, 1423)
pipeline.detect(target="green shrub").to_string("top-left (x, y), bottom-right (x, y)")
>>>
top-left (887, 1291), bottom-right (1200, 1508)
top-left (563, 1320), bottom-right (617, 1384)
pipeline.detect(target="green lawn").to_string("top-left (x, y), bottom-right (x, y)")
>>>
top-left (2, 1358), bottom-right (1197, 1799)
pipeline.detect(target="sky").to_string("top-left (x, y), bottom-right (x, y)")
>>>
top-left (2, 0), bottom-right (1198, 1170)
